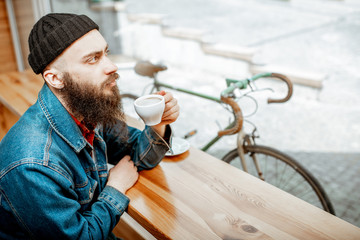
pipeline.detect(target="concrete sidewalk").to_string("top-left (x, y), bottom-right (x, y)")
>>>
top-left (115, 0), bottom-right (360, 227)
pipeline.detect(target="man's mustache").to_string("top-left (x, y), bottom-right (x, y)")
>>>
top-left (102, 72), bottom-right (119, 88)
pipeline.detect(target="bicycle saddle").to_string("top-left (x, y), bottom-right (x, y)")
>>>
top-left (134, 61), bottom-right (167, 77)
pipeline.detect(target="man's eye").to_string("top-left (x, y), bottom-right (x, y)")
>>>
top-left (88, 56), bottom-right (98, 63)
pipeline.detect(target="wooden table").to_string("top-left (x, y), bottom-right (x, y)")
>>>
top-left (123, 142), bottom-right (360, 239)
top-left (1, 70), bottom-right (360, 239)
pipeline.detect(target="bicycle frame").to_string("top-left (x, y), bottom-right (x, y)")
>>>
top-left (148, 74), bottom-right (234, 151)
top-left (234, 128), bottom-right (266, 180)
top-left (147, 72), bottom-right (275, 152)
top-left (133, 61), bottom-right (291, 152)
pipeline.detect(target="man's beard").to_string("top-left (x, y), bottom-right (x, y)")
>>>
top-left (59, 72), bottom-right (125, 128)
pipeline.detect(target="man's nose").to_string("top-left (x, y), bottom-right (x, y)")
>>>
top-left (103, 56), bottom-right (118, 74)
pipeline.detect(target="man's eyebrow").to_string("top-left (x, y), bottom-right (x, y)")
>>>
top-left (82, 45), bottom-right (109, 60)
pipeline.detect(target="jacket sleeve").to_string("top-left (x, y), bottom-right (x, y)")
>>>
top-left (102, 120), bottom-right (172, 171)
top-left (0, 162), bottom-right (128, 240)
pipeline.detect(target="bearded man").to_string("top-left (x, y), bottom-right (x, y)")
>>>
top-left (0, 13), bottom-right (179, 239)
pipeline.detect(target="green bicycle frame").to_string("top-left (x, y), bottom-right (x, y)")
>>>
top-left (151, 72), bottom-right (273, 151)
top-left (153, 82), bottom-right (222, 103)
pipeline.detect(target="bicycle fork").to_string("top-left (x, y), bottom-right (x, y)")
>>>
top-left (236, 130), bottom-right (265, 181)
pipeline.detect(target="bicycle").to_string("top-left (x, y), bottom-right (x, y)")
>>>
top-left (121, 60), bottom-right (335, 214)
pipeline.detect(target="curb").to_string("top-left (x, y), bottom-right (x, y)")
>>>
top-left (202, 43), bottom-right (257, 63)
top-left (162, 27), bottom-right (206, 42)
top-left (127, 13), bottom-right (165, 25)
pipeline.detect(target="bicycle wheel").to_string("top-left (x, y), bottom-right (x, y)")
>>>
top-left (222, 145), bottom-right (335, 214)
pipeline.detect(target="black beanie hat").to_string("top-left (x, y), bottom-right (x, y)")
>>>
top-left (28, 13), bottom-right (99, 74)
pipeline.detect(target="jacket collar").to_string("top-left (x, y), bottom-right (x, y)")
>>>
top-left (38, 84), bottom-right (87, 153)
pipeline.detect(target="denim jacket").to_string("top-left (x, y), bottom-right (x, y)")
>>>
top-left (0, 84), bottom-right (171, 239)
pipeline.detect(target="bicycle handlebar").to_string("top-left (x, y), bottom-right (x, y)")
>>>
top-left (217, 96), bottom-right (244, 137)
top-left (218, 72), bottom-right (293, 137)
top-left (266, 73), bottom-right (293, 104)
top-left (222, 73), bottom-right (293, 103)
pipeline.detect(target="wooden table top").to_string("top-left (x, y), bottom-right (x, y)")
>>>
top-left (1, 70), bottom-right (360, 239)
top-left (124, 146), bottom-right (360, 240)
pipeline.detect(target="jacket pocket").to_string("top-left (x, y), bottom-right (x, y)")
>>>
top-left (74, 177), bottom-right (98, 208)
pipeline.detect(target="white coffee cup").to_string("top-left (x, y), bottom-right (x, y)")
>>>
top-left (134, 94), bottom-right (165, 126)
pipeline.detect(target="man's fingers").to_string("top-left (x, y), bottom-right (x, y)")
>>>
top-left (163, 104), bottom-right (180, 119)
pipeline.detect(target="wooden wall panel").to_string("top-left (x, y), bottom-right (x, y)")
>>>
top-left (0, 1), bottom-right (17, 73)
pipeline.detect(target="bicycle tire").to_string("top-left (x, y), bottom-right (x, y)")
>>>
top-left (222, 145), bottom-right (335, 214)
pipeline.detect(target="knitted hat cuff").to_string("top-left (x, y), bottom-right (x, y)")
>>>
top-left (28, 14), bottom-right (99, 74)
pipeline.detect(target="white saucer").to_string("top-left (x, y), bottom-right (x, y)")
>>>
top-left (166, 137), bottom-right (190, 156)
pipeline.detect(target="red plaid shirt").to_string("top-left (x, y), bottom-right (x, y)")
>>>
top-left (71, 115), bottom-right (95, 146)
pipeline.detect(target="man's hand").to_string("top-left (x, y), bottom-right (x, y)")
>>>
top-left (151, 91), bottom-right (180, 136)
top-left (106, 155), bottom-right (139, 194)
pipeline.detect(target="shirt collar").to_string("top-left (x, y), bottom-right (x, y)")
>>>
top-left (70, 115), bottom-right (95, 146)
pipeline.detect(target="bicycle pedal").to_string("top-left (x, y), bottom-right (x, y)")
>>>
top-left (183, 130), bottom-right (197, 139)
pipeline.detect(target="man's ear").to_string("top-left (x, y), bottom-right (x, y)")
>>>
top-left (43, 68), bottom-right (64, 90)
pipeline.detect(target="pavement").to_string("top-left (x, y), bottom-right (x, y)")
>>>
top-left (111, 0), bottom-right (360, 228)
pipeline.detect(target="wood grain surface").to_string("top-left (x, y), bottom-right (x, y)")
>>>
top-left (0, 1), bottom-right (17, 73)
top-left (0, 70), bottom-right (43, 140)
top-left (0, 70), bottom-right (43, 117)
top-left (125, 147), bottom-right (360, 239)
